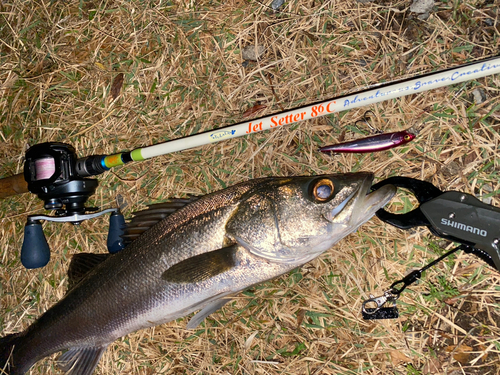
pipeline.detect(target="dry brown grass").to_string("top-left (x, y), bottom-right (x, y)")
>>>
top-left (1, 0), bottom-right (499, 374)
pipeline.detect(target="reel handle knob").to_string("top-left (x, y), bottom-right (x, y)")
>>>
top-left (107, 211), bottom-right (125, 254)
top-left (21, 220), bottom-right (50, 269)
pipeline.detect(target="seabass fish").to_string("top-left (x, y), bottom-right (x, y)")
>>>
top-left (0, 173), bottom-right (395, 375)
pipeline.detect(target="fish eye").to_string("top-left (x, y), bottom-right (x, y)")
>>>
top-left (312, 179), bottom-right (335, 202)
top-left (404, 134), bottom-right (412, 141)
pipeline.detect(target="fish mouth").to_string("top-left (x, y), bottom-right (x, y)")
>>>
top-left (295, 173), bottom-right (396, 264)
top-left (291, 174), bottom-right (396, 265)
top-left (350, 175), bottom-right (396, 228)
top-left (324, 174), bottom-right (396, 226)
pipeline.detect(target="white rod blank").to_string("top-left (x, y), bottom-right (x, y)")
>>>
top-left (135, 56), bottom-right (500, 161)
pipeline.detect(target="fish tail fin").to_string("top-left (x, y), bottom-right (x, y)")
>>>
top-left (0, 332), bottom-right (26, 375)
top-left (1, 333), bottom-right (108, 375)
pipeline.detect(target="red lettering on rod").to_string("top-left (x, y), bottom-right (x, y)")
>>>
top-left (246, 122), bottom-right (264, 134)
top-left (270, 112), bottom-right (307, 128)
top-left (327, 101), bottom-right (337, 113)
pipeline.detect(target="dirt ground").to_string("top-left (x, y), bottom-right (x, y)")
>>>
top-left (0, 0), bottom-right (499, 374)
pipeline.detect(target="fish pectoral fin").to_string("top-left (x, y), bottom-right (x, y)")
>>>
top-left (186, 298), bottom-right (232, 329)
top-left (67, 253), bottom-right (111, 291)
top-left (162, 244), bottom-right (239, 283)
top-left (57, 345), bottom-right (107, 375)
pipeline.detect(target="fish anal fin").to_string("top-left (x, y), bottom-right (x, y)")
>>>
top-left (186, 298), bottom-right (232, 329)
top-left (67, 253), bottom-right (110, 291)
top-left (162, 245), bottom-right (238, 283)
top-left (58, 346), bottom-right (107, 375)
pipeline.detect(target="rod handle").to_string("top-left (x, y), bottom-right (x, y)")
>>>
top-left (0, 173), bottom-right (29, 199)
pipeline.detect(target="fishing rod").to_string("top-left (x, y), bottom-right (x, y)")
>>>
top-left (55, 54), bottom-right (500, 171)
top-left (2, 55), bottom-right (500, 269)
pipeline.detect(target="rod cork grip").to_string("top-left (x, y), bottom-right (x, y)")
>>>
top-left (0, 173), bottom-right (29, 199)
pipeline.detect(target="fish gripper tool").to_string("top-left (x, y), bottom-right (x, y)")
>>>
top-left (362, 176), bottom-right (500, 320)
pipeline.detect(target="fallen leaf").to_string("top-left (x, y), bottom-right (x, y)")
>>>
top-left (445, 344), bottom-right (473, 364)
top-left (94, 62), bottom-right (107, 71)
top-left (437, 331), bottom-right (452, 339)
top-left (436, 10), bottom-right (451, 21)
top-left (452, 52), bottom-right (467, 60)
top-left (111, 73), bottom-right (124, 100)
top-left (337, 129), bottom-right (346, 142)
top-left (422, 357), bottom-right (442, 374)
top-left (296, 308), bottom-right (305, 329)
top-left (443, 295), bottom-right (465, 305)
top-left (242, 104), bottom-right (266, 118)
top-left (389, 350), bottom-right (411, 366)
top-left (302, 30), bottom-right (318, 41)
top-left (453, 351), bottom-right (471, 364)
top-left (463, 150), bottom-right (478, 166)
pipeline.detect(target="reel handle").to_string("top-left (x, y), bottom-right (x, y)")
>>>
top-left (21, 220), bottom-right (50, 269)
top-left (107, 211), bottom-right (125, 254)
top-left (20, 209), bottom-right (126, 269)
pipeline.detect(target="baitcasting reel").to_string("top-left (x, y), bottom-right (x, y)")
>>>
top-left (21, 142), bottom-right (125, 269)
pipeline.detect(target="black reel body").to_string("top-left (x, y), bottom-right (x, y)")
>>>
top-left (21, 142), bottom-right (124, 269)
top-left (24, 142), bottom-right (98, 214)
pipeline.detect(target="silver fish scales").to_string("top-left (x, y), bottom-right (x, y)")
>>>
top-left (0, 173), bottom-right (395, 375)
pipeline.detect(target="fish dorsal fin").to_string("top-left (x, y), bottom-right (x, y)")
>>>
top-left (57, 345), bottom-right (107, 375)
top-left (122, 196), bottom-right (199, 246)
top-left (67, 253), bottom-right (110, 291)
top-left (186, 298), bottom-right (232, 329)
top-left (162, 245), bottom-right (238, 283)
